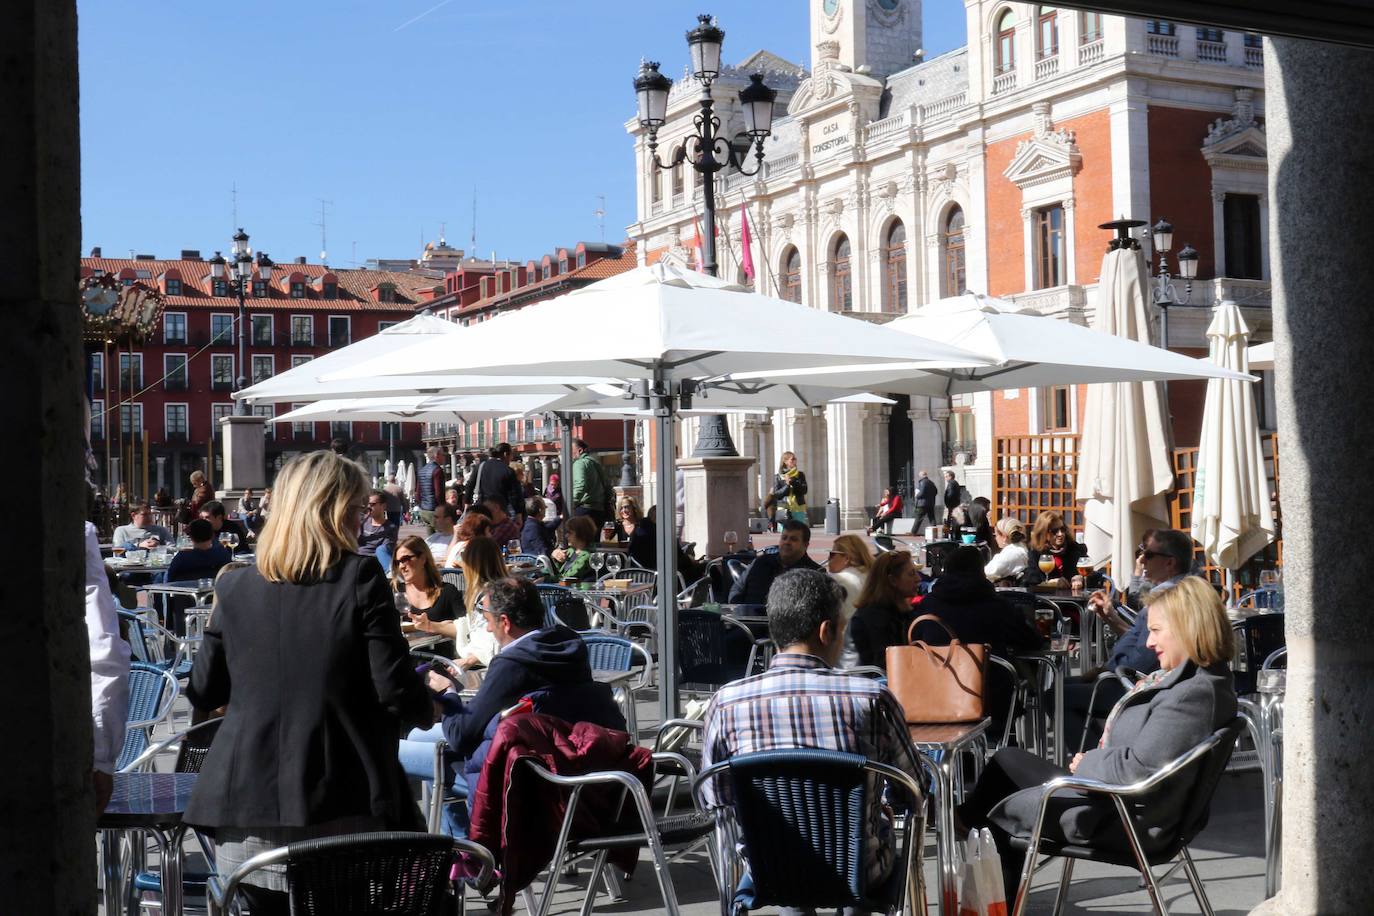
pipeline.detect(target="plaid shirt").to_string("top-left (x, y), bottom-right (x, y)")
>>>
top-left (701, 653), bottom-right (923, 881)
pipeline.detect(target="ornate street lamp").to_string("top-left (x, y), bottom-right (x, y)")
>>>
top-left (635, 14), bottom-right (777, 456)
top-left (211, 229), bottom-right (258, 415)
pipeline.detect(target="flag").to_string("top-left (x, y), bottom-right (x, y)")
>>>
top-left (691, 218), bottom-right (704, 273)
top-left (740, 201), bottom-right (755, 282)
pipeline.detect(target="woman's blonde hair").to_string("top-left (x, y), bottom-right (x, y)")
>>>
top-left (461, 536), bottom-right (508, 615)
top-left (391, 535), bottom-right (440, 599)
top-left (1029, 511), bottom-right (1068, 552)
top-left (255, 450), bottom-right (369, 584)
top-left (830, 534), bottom-right (874, 573)
top-left (855, 550), bottom-right (913, 612)
top-left (189, 469), bottom-right (206, 485)
top-left (617, 496), bottom-right (643, 524)
top-left (1144, 576), bottom-right (1236, 667)
top-left (778, 451), bottom-right (796, 473)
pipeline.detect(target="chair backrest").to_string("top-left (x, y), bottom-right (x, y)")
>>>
top-left (677, 576), bottom-right (711, 608)
top-left (996, 589), bottom-right (1040, 628)
top-left (1232, 614), bottom-right (1285, 694)
top-left (284, 832), bottom-right (457, 915)
top-left (580, 633), bottom-right (637, 671)
top-left (720, 748), bottom-right (905, 911)
top-left (536, 584), bottom-right (589, 630)
top-left (599, 566), bottom-right (657, 590)
top-left (507, 553), bottom-right (539, 566)
top-left (439, 569), bottom-right (465, 590)
top-left (705, 559), bottom-right (731, 603)
top-left (677, 609), bottom-right (753, 690)
top-left (1168, 718), bottom-right (1246, 848)
top-left (116, 662), bottom-right (177, 771)
top-left (174, 716), bottom-right (223, 774)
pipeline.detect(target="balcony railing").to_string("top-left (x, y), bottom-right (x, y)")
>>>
top-left (992, 70), bottom-right (1017, 94)
top-left (1078, 38), bottom-right (1104, 65)
top-left (944, 440), bottom-right (978, 466)
top-left (920, 92), bottom-right (967, 121)
top-left (1245, 45), bottom-right (1263, 67)
top-left (1197, 39), bottom-right (1228, 63)
top-left (1034, 54), bottom-right (1059, 80)
top-left (1147, 34), bottom-right (1180, 57)
top-left (863, 114), bottom-right (907, 145)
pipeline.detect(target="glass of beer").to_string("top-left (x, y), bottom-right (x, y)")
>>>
top-left (1038, 556), bottom-right (1055, 577)
top-left (1076, 556), bottom-right (1092, 584)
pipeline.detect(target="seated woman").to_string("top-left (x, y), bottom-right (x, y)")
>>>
top-left (913, 545), bottom-right (1040, 739)
top-left (957, 576), bottom-right (1237, 893)
top-left (984, 516), bottom-right (1031, 584)
top-left (826, 533), bottom-right (875, 669)
top-left (391, 535), bottom-right (462, 658)
top-left (1024, 511), bottom-right (1087, 588)
top-left (866, 486), bottom-right (903, 535)
top-left (411, 536), bottom-right (503, 672)
top-left (551, 515), bottom-right (598, 583)
top-left (611, 496), bottom-right (656, 569)
top-left (848, 550), bottom-right (920, 670)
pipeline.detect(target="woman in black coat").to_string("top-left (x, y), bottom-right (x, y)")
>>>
top-left (1024, 510), bottom-right (1088, 587)
top-left (848, 550), bottom-right (920, 670)
top-left (185, 450), bottom-right (432, 915)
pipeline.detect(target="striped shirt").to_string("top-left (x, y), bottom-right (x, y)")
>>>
top-left (701, 653), bottom-right (923, 880)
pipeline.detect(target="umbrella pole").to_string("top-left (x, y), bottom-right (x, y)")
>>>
top-left (654, 384), bottom-right (680, 722)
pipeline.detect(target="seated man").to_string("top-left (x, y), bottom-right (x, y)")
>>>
top-left (113, 503), bottom-right (173, 550)
top-left (702, 569), bottom-right (923, 914)
top-left (425, 576), bottom-right (622, 835)
top-left (425, 502), bottom-right (458, 564)
top-left (198, 500), bottom-right (250, 548)
top-left (167, 518), bottom-right (231, 582)
top-left (357, 490), bottom-right (399, 568)
top-left (728, 519), bottom-right (821, 605)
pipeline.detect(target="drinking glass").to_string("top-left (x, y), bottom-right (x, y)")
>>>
top-left (394, 592), bottom-right (411, 616)
top-left (225, 532), bottom-right (239, 552)
top-left (507, 539), bottom-right (521, 558)
top-left (1038, 556), bottom-right (1055, 577)
top-left (723, 530), bottom-right (739, 554)
top-left (605, 553), bottom-right (624, 575)
top-left (589, 552), bottom-right (605, 577)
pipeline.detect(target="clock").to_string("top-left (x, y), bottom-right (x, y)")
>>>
top-left (824, 0), bottom-right (840, 16)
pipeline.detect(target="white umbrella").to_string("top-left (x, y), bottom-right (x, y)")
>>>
top-left (1192, 301), bottom-right (1276, 571)
top-left (1076, 248), bottom-right (1176, 587)
top-left (401, 461), bottom-right (415, 503)
top-left (383, 457), bottom-right (394, 481)
top-left (273, 394), bottom-right (565, 425)
top-left (533, 381), bottom-right (896, 413)
top-left (1247, 341), bottom-right (1275, 371)
top-left (319, 260), bottom-right (991, 720)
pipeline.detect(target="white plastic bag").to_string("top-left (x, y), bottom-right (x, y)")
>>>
top-left (957, 828), bottom-right (1008, 916)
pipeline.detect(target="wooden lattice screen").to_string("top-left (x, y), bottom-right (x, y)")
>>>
top-left (992, 434), bottom-right (1083, 535)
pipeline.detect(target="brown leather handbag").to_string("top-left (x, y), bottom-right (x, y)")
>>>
top-left (885, 614), bottom-right (988, 724)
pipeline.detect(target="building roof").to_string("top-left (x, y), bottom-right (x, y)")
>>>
top-left (437, 240), bottom-right (639, 315)
top-left (79, 257), bottom-right (440, 311)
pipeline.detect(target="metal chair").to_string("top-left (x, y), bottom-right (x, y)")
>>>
top-left (579, 633), bottom-right (653, 739)
top-left (1076, 667), bottom-right (1145, 755)
top-left (677, 609), bottom-right (764, 694)
top-left (1008, 718), bottom-right (1246, 916)
top-left (115, 662), bottom-right (180, 773)
top-left (678, 576), bottom-right (712, 608)
top-left (693, 748), bottom-right (926, 916)
top-left (410, 652), bottom-right (467, 834)
top-left (535, 583), bottom-right (583, 628)
top-left (118, 607), bottom-right (197, 680)
top-left (507, 552), bottom-right (540, 566)
top-left (208, 831), bottom-right (495, 916)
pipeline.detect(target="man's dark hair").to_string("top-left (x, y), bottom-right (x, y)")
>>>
top-left (780, 518), bottom-right (811, 544)
top-left (433, 503), bottom-right (457, 523)
top-left (187, 518), bottom-right (214, 544)
top-left (972, 496), bottom-right (991, 512)
top-left (572, 438), bottom-right (589, 452)
top-left (200, 500), bottom-right (226, 518)
top-left (766, 569), bottom-right (843, 649)
top-left (490, 442), bottom-right (512, 460)
top-left (464, 504), bottom-right (492, 520)
top-left (1151, 529), bottom-right (1195, 576)
top-left (943, 545), bottom-right (986, 578)
top-left (130, 502), bottom-right (151, 515)
top-left (525, 496), bottom-right (544, 517)
top-left (330, 437), bottom-right (348, 454)
top-left (484, 576), bottom-right (545, 631)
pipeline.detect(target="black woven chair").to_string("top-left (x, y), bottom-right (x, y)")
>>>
top-left (693, 747), bottom-right (926, 916)
top-left (1232, 613), bottom-right (1285, 695)
top-left (1006, 718), bottom-right (1245, 916)
top-left (207, 831), bottom-right (495, 916)
top-left (677, 609), bottom-right (758, 693)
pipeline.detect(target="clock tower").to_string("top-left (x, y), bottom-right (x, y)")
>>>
top-left (811, 0), bottom-right (923, 81)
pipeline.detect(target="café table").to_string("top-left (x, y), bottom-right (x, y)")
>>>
top-left (909, 718), bottom-right (991, 916)
top-left (1014, 645), bottom-right (1072, 766)
top-left (580, 580), bottom-right (655, 620)
top-left (1240, 668), bottom-right (1285, 898)
top-left (99, 771), bottom-right (199, 916)
top-left (406, 631), bottom-right (446, 653)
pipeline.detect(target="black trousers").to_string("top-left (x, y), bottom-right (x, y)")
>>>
top-left (573, 505), bottom-right (608, 531)
top-left (910, 506), bottom-right (936, 535)
top-left (958, 748), bottom-right (1070, 895)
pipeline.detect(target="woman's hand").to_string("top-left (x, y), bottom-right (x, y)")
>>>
top-left (1069, 752), bottom-right (1085, 774)
top-left (410, 611), bottom-right (435, 634)
top-left (552, 547), bottom-right (567, 563)
top-left (1070, 575), bottom-right (1085, 591)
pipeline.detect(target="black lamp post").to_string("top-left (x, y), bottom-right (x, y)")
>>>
top-left (211, 228), bottom-right (259, 415)
top-left (635, 14), bottom-right (777, 457)
top-left (1099, 217), bottom-right (1200, 349)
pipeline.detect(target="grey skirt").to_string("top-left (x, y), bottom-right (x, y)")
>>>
top-left (215, 816), bottom-right (388, 892)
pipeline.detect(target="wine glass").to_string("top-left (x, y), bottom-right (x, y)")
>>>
top-left (1038, 555), bottom-right (1056, 580)
top-left (394, 591), bottom-right (411, 617)
top-left (225, 531), bottom-right (239, 553)
top-left (605, 553), bottom-right (624, 576)
top-left (589, 552), bottom-right (605, 579)
top-left (723, 530), bottom-right (739, 554)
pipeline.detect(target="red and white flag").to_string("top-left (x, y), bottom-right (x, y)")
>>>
top-left (691, 218), bottom-right (704, 273)
top-left (740, 202), bottom-right (756, 282)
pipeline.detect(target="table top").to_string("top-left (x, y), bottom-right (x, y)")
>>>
top-left (99, 771), bottom-right (198, 830)
top-left (582, 581), bottom-right (654, 598)
top-left (144, 580), bottom-right (216, 596)
top-left (406, 631), bottom-right (445, 651)
top-left (908, 717), bottom-right (990, 751)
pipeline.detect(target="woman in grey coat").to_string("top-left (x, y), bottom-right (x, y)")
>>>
top-left (957, 576), bottom-right (1237, 887)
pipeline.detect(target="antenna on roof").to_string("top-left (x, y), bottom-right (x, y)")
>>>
top-left (351, 240), bottom-right (358, 268)
top-left (595, 195), bottom-right (607, 242)
top-left (315, 198), bottom-right (333, 264)
top-left (231, 181), bottom-right (238, 232)
top-left (439, 221), bottom-right (447, 244)
top-left (470, 187), bottom-right (477, 259)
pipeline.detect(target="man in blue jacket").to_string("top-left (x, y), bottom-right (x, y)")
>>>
top-left (429, 577), bottom-right (623, 835)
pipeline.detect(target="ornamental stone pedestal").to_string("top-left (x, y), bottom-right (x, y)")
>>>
top-left (217, 415), bottom-right (267, 499)
top-left (679, 456), bottom-right (756, 558)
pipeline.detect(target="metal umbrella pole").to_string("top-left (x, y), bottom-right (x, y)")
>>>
top-left (651, 374), bottom-right (680, 721)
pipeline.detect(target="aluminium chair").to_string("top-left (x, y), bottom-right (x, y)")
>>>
top-left (578, 632), bottom-right (653, 739)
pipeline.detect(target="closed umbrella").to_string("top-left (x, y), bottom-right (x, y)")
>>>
top-left (1192, 301), bottom-right (1275, 572)
top-left (1076, 248), bottom-right (1175, 587)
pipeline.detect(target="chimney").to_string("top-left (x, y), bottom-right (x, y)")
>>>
top-left (295, 256), bottom-right (307, 264)
top-left (89, 246), bottom-right (102, 257)
top-left (180, 249), bottom-right (202, 260)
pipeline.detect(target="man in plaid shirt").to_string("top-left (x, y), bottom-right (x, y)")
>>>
top-left (701, 569), bottom-right (924, 905)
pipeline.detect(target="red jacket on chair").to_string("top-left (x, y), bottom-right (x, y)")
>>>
top-left (468, 712), bottom-right (654, 909)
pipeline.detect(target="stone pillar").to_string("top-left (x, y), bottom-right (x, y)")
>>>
top-left (679, 456), bottom-right (756, 557)
top-left (0, 1), bottom-right (94, 910)
top-left (1250, 38), bottom-right (1374, 916)
top-left (909, 398), bottom-right (945, 487)
top-left (826, 402), bottom-right (871, 530)
top-left (217, 415), bottom-right (267, 498)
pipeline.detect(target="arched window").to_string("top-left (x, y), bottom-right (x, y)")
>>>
top-left (941, 207), bottom-right (967, 297)
top-left (995, 9), bottom-right (1017, 73)
top-left (882, 220), bottom-right (907, 311)
top-left (830, 234), bottom-right (852, 312)
top-left (1036, 7), bottom-right (1058, 58)
top-left (780, 247), bottom-right (802, 303)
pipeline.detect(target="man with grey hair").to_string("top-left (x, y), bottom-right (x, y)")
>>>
top-left (701, 569), bottom-right (922, 912)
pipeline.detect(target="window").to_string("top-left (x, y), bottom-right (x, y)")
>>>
top-left (89, 353), bottom-right (104, 391)
top-left (780, 247), bottom-right (802, 303)
top-left (254, 404), bottom-right (275, 439)
top-left (672, 163), bottom-right (684, 200)
top-left (1224, 193), bottom-right (1263, 280)
top-left (378, 284), bottom-right (395, 303)
top-left (1033, 205), bottom-right (1066, 289)
top-left (327, 316), bottom-right (350, 348)
top-left (251, 354), bottom-right (274, 384)
top-left (211, 354), bottom-right (234, 390)
top-left (541, 263), bottom-right (551, 280)
top-left (1044, 385), bottom-right (1073, 431)
top-left (210, 313), bottom-right (233, 344)
top-left (378, 321), bottom-right (400, 332)
top-left (995, 9), bottom-right (1017, 72)
top-left (164, 354), bottom-right (188, 390)
top-left (330, 421), bottom-right (352, 441)
top-left (1146, 20), bottom-right (1176, 36)
top-left (212, 279), bottom-right (228, 297)
top-left (290, 281), bottom-right (306, 299)
top-left (829, 235), bottom-right (853, 312)
top-left (211, 403), bottom-right (233, 437)
top-left (322, 281), bottom-right (338, 299)
top-left (291, 403), bottom-right (312, 437)
top-left (120, 403), bottom-right (143, 436)
top-left (291, 354), bottom-right (313, 368)
top-left (576, 251), bottom-right (587, 269)
top-left (165, 278), bottom-right (182, 296)
top-left (291, 315), bottom-right (313, 346)
top-left (163, 312), bottom-right (186, 345)
top-left (882, 220), bottom-right (907, 311)
top-left (251, 314), bottom-right (273, 345)
top-left (1036, 7), bottom-right (1058, 58)
top-left (1196, 26), bottom-right (1224, 43)
top-left (164, 404), bottom-right (188, 439)
top-left (945, 408), bottom-right (976, 459)
top-left (119, 353), bottom-right (143, 390)
top-left (650, 168), bottom-right (662, 206)
top-left (942, 207), bottom-right (968, 297)
top-left (90, 398), bottom-right (105, 440)
top-left (1244, 32), bottom-right (1263, 48)
top-left (252, 279), bottom-right (268, 297)
top-left (1080, 11), bottom-right (1103, 43)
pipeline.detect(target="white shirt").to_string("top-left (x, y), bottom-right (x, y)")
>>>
top-left (984, 542), bottom-right (1030, 581)
top-left (426, 531), bottom-right (453, 564)
top-left (86, 522), bottom-right (131, 773)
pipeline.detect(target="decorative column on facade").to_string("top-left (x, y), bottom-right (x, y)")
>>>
top-left (824, 401), bottom-right (870, 529)
top-left (539, 457), bottom-right (552, 490)
top-left (908, 398), bottom-right (944, 487)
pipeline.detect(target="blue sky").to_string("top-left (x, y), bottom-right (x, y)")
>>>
top-left (78, 1), bottom-right (967, 266)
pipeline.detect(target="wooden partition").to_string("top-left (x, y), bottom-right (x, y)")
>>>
top-left (991, 434), bottom-right (1083, 534)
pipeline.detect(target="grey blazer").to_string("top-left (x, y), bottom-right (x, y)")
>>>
top-left (991, 661), bottom-right (1237, 846)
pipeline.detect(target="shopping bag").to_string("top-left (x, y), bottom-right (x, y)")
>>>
top-left (957, 830), bottom-right (982, 916)
top-left (957, 828), bottom-right (1008, 916)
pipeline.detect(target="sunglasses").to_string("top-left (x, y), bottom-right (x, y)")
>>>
top-left (1140, 549), bottom-right (1167, 561)
top-left (395, 555), bottom-right (419, 565)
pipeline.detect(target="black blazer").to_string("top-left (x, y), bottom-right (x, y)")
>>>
top-left (184, 553), bottom-right (432, 831)
top-left (848, 602), bottom-right (913, 670)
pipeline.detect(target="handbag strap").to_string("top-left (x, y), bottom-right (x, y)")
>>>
top-left (906, 614), bottom-right (989, 673)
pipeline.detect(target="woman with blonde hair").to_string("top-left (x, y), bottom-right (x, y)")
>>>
top-left (185, 450), bottom-right (431, 914)
top-left (848, 549), bottom-right (920, 670)
top-left (611, 495), bottom-right (657, 569)
top-left (984, 516), bottom-right (1031, 583)
top-left (767, 450), bottom-right (809, 530)
top-left (958, 576), bottom-right (1238, 894)
top-left (410, 536), bottom-right (503, 671)
top-left (827, 534), bottom-right (875, 668)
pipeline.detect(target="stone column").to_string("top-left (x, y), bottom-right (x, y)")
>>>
top-left (679, 456), bottom-right (756, 557)
top-left (1249, 38), bottom-right (1374, 916)
top-left (0, 1), bottom-right (94, 910)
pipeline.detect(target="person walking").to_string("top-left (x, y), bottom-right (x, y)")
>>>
top-left (910, 469), bottom-right (938, 536)
top-left (416, 446), bottom-right (444, 531)
top-left (466, 443), bottom-right (523, 527)
top-left (570, 438), bottom-right (611, 530)
top-left (769, 451), bottom-right (808, 530)
top-left (942, 470), bottom-right (963, 528)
